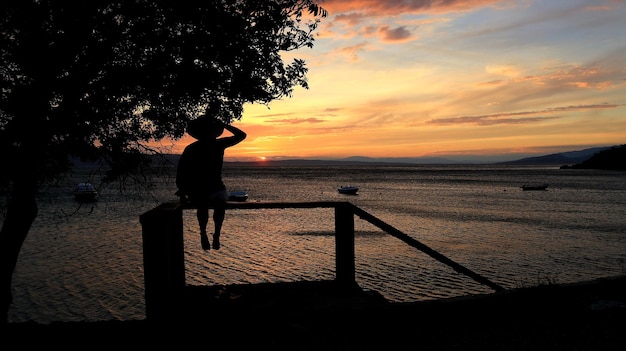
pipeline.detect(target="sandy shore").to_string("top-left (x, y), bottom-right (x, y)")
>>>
top-left (3, 275), bottom-right (626, 350)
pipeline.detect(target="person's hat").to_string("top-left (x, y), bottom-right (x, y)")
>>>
top-left (186, 116), bottom-right (223, 140)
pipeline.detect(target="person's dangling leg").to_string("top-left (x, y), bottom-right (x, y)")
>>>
top-left (212, 204), bottom-right (225, 250)
top-left (197, 207), bottom-right (210, 250)
top-left (209, 189), bottom-right (229, 250)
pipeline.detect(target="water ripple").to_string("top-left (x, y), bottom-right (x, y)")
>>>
top-left (6, 165), bottom-right (626, 323)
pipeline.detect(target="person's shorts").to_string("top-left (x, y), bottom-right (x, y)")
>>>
top-left (188, 189), bottom-right (228, 207)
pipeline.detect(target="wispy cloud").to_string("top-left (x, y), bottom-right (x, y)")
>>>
top-left (265, 118), bottom-right (327, 125)
top-left (336, 42), bottom-right (369, 62)
top-left (427, 104), bottom-right (620, 126)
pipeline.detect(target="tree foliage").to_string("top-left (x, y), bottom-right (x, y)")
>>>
top-left (563, 144), bottom-right (626, 171)
top-left (1, 0), bottom-right (326, 182)
top-left (0, 0), bottom-right (326, 322)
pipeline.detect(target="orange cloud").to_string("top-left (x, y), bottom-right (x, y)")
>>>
top-left (478, 80), bottom-right (505, 87)
top-left (585, 6), bottom-right (611, 11)
top-left (378, 25), bottom-right (414, 42)
top-left (337, 42), bottom-right (369, 62)
top-left (334, 12), bottom-right (368, 26)
top-left (520, 65), bottom-right (618, 90)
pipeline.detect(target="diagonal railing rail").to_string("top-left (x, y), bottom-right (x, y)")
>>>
top-left (350, 205), bottom-right (505, 292)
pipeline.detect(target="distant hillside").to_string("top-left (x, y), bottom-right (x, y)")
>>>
top-left (227, 158), bottom-right (419, 167)
top-left (341, 155), bottom-right (453, 164)
top-left (498, 147), bottom-right (611, 165)
top-left (235, 147), bottom-right (617, 166)
top-left (560, 144), bottom-right (626, 170)
top-left (262, 147), bottom-right (619, 166)
top-left (70, 145), bottom-right (622, 169)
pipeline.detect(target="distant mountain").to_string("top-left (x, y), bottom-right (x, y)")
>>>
top-left (341, 155), bottom-right (454, 164)
top-left (212, 156), bottom-right (458, 167)
top-left (244, 147), bottom-right (616, 166)
top-left (264, 147), bottom-right (619, 166)
top-left (560, 144), bottom-right (626, 170)
top-left (71, 145), bottom-right (621, 169)
top-left (227, 158), bottom-right (418, 167)
top-left (498, 147), bottom-right (611, 165)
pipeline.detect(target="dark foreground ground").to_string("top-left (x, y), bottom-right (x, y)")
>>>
top-left (3, 275), bottom-right (626, 350)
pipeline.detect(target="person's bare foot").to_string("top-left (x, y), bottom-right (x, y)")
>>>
top-left (201, 234), bottom-right (210, 250)
top-left (212, 235), bottom-right (220, 250)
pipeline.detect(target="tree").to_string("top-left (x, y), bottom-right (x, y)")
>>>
top-left (564, 144), bottom-right (626, 170)
top-left (0, 0), bottom-right (326, 322)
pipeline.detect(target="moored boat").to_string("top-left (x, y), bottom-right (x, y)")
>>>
top-left (228, 191), bottom-right (249, 202)
top-left (338, 185), bottom-right (359, 195)
top-left (74, 182), bottom-right (98, 202)
top-left (521, 184), bottom-right (548, 191)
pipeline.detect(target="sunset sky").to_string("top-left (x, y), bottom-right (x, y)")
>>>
top-left (173, 0), bottom-right (626, 162)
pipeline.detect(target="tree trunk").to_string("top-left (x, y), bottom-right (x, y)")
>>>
top-left (0, 189), bottom-right (38, 324)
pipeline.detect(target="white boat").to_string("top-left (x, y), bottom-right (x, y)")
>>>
top-left (74, 182), bottom-right (98, 202)
top-left (228, 191), bottom-right (249, 202)
top-left (338, 185), bottom-right (359, 195)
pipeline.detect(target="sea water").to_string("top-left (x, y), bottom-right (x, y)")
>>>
top-left (4, 164), bottom-right (626, 324)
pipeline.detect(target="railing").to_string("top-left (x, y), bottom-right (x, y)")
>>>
top-left (140, 201), bottom-right (504, 320)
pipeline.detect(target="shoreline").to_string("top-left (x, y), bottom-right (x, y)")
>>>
top-left (4, 275), bottom-right (625, 349)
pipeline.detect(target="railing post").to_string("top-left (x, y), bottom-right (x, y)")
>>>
top-left (140, 201), bottom-right (185, 321)
top-left (335, 203), bottom-right (356, 287)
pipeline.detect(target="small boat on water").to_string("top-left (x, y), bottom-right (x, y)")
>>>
top-left (338, 185), bottom-right (359, 195)
top-left (228, 191), bottom-right (249, 202)
top-left (74, 182), bottom-right (98, 202)
top-left (521, 184), bottom-right (548, 191)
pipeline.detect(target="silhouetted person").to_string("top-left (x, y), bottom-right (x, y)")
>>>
top-left (176, 115), bottom-right (246, 250)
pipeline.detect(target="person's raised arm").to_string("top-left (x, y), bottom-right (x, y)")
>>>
top-left (220, 122), bottom-right (247, 147)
